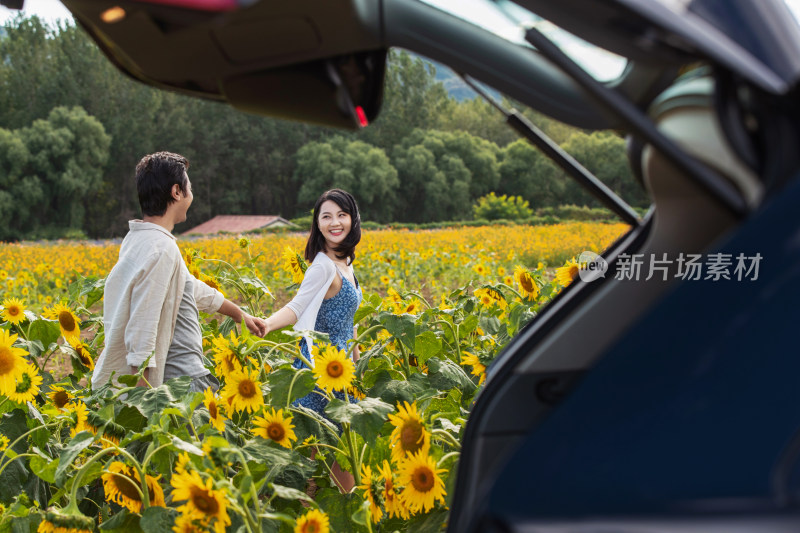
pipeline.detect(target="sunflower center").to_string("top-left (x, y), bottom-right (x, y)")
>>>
top-left (520, 275), bottom-right (535, 293)
top-left (267, 422), bottom-right (285, 441)
top-left (7, 305), bottom-right (20, 317)
top-left (0, 347), bottom-right (15, 375)
top-left (237, 379), bottom-right (256, 398)
top-left (568, 265), bottom-right (580, 280)
top-left (58, 311), bottom-right (76, 332)
top-left (111, 472), bottom-right (143, 501)
top-left (77, 349), bottom-right (92, 366)
top-left (53, 391), bottom-right (69, 408)
top-left (326, 361), bottom-right (344, 378)
top-left (190, 487), bottom-right (219, 515)
top-left (208, 402), bottom-right (218, 419)
top-left (301, 520), bottom-right (321, 533)
top-left (400, 421), bottom-right (423, 452)
top-left (411, 466), bottom-right (435, 492)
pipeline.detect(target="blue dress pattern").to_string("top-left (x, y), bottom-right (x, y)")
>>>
top-left (292, 269), bottom-right (362, 417)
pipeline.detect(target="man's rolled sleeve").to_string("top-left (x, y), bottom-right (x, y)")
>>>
top-left (193, 274), bottom-right (225, 313)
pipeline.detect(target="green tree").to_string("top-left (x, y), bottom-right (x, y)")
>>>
top-left (473, 192), bottom-right (533, 220)
top-left (498, 139), bottom-right (565, 208)
top-left (391, 129), bottom-right (500, 222)
top-left (0, 106), bottom-right (110, 240)
top-left (559, 131), bottom-right (649, 208)
top-left (294, 136), bottom-right (399, 222)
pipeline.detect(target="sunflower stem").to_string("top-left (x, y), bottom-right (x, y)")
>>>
top-left (285, 369), bottom-right (306, 410)
top-left (108, 445), bottom-right (151, 510)
top-left (348, 325), bottom-right (385, 359)
top-left (67, 446), bottom-right (119, 510)
top-left (228, 449), bottom-right (262, 531)
top-left (498, 282), bottom-right (525, 301)
top-left (343, 423), bottom-right (360, 488)
top-left (437, 451), bottom-right (461, 468)
top-left (0, 396), bottom-right (10, 412)
top-left (431, 319), bottom-right (462, 363)
top-left (0, 453), bottom-right (36, 482)
top-left (0, 422), bottom-right (58, 471)
top-left (431, 428), bottom-right (461, 450)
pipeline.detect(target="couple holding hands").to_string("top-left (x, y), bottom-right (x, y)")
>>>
top-left (92, 152), bottom-right (363, 424)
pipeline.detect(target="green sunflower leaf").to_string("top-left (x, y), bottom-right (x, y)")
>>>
top-left (325, 397), bottom-right (394, 446)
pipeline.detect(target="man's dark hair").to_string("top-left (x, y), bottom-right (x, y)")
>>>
top-left (135, 152), bottom-right (190, 217)
top-left (305, 189), bottom-right (361, 263)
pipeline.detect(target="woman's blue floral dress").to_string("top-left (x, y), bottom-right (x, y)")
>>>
top-left (292, 269), bottom-right (362, 417)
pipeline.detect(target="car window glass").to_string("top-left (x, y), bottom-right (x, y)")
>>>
top-left (417, 0), bottom-right (628, 81)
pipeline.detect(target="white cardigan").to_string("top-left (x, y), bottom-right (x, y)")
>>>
top-left (285, 251), bottom-right (353, 355)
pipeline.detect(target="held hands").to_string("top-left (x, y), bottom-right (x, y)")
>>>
top-left (243, 313), bottom-right (267, 337)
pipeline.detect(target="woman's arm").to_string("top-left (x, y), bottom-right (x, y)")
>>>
top-left (265, 306), bottom-right (298, 335)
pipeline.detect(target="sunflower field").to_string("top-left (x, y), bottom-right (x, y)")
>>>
top-left (0, 222), bottom-right (626, 533)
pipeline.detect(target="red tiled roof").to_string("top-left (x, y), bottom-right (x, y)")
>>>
top-left (183, 215), bottom-right (295, 235)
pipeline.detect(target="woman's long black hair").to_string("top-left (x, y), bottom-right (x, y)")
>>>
top-left (305, 189), bottom-right (361, 264)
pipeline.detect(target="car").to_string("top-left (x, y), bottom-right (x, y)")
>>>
top-left (54, 0), bottom-right (800, 530)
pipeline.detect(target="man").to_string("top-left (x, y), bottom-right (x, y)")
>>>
top-left (92, 152), bottom-right (267, 392)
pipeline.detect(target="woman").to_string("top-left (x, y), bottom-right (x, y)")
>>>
top-left (264, 188), bottom-right (362, 491)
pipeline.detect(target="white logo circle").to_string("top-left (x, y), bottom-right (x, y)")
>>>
top-left (578, 251), bottom-right (608, 282)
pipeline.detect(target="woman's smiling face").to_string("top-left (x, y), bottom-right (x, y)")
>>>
top-left (318, 199), bottom-right (352, 251)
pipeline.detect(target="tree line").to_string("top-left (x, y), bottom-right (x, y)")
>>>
top-left (0, 16), bottom-right (648, 240)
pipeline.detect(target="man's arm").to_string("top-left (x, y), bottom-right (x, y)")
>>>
top-left (218, 299), bottom-right (267, 337)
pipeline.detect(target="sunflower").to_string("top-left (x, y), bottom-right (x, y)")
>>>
top-left (294, 509), bottom-right (330, 533)
top-left (0, 329), bottom-right (29, 396)
top-left (514, 265), bottom-right (540, 300)
top-left (170, 469), bottom-right (231, 533)
top-left (238, 236), bottom-right (251, 249)
top-left (211, 332), bottom-right (242, 378)
top-left (358, 464), bottom-right (383, 524)
top-left (69, 401), bottom-right (89, 437)
top-left (0, 435), bottom-right (9, 452)
top-left (102, 461), bottom-right (166, 513)
top-left (203, 388), bottom-right (227, 432)
top-left (221, 368), bottom-right (264, 413)
top-left (49, 386), bottom-right (73, 409)
top-left (473, 264), bottom-right (489, 276)
top-left (37, 508), bottom-right (95, 533)
top-left (497, 266), bottom-right (507, 277)
top-left (555, 258), bottom-right (582, 287)
top-left (43, 303), bottom-right (81, 342)
top-left (474, 287), bottom-right (507, 310)
top-left (7, 363), bottom-right (42, 404)
top-left (282, 246), bottom-right (307, 284)
top-left (378, 460), bottom-right (410, 520)
top-left (398, 451), bottom-right (447, 514)
top-left (460, 352), bottom-right (486, 385)
top-left (311, 343), bottom-right (355, 393)
top-left (174, 452), bottom-right (192, 475)
top-left (252, 408), bottom-right (297, 449)
top-left (70, 340), bottom-right (95, 371)
top-left (1, 298), bottom-right (26, 325)
top-left (380, 275), bottom-right (390, 284)
top-left (388, 401), bottom-right (430, 463)
top-left (172, 514), bottom-right (215, 533)
top-left (200, 274), bottom-right (223, 294)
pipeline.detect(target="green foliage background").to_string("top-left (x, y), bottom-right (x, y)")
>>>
top-left (0, 16), bottom-right (647, 240)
